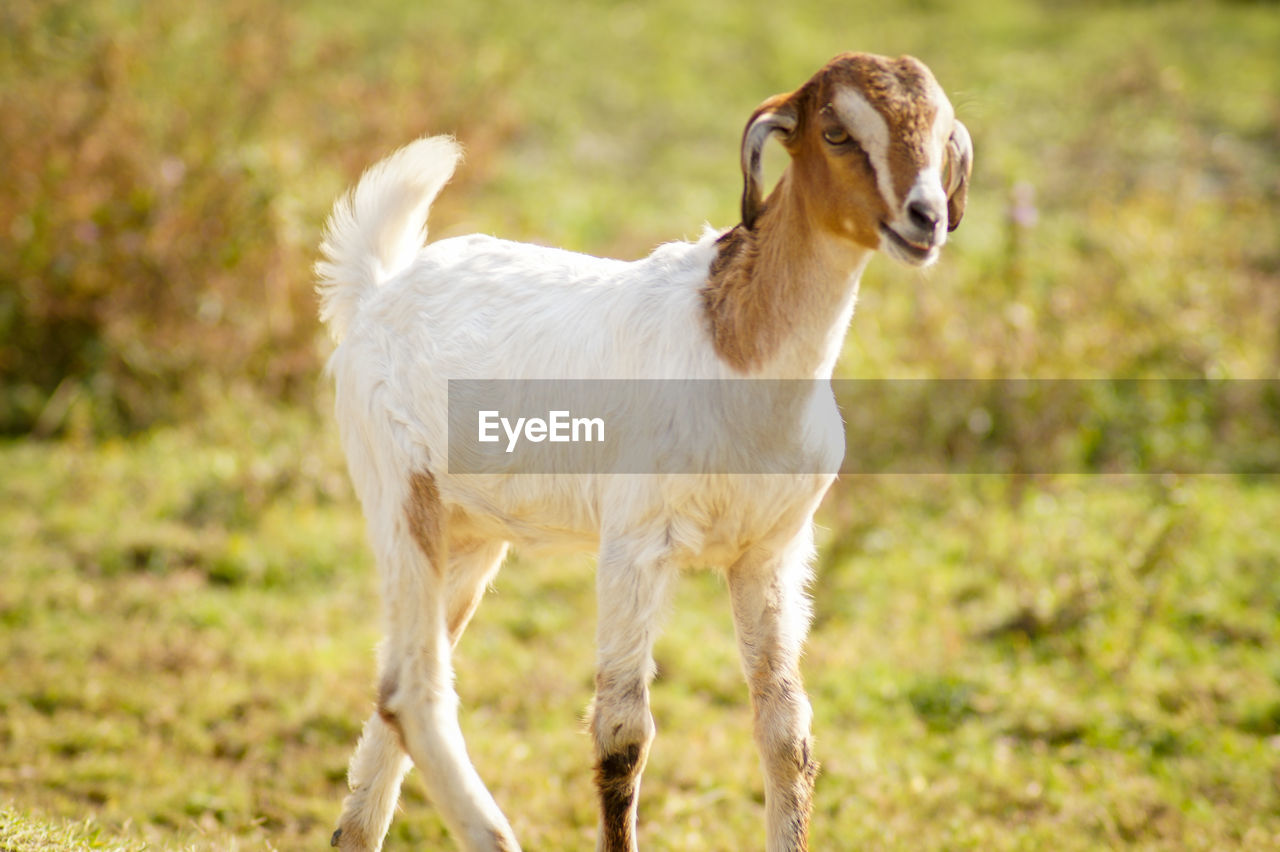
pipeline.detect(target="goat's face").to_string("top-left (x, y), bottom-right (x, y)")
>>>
top-left (740, 52), bottom-right (972, 267)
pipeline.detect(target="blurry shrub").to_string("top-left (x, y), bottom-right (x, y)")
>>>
top-left (0, 0), bottom-right (518, 436)
top-left (2, 2), bottom-right (299, 433)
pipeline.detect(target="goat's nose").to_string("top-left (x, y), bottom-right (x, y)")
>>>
top-left (907, 200), bottom-right (942, 233)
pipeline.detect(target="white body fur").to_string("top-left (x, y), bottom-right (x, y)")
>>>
top-left (320, 53), bottom-right (971, 852)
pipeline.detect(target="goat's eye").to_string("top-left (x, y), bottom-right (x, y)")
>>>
top-left (822, 126), bottom-right (851, 146)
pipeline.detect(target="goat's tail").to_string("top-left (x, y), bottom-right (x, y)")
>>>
top-left (316, 136), bottom-right (462, 342)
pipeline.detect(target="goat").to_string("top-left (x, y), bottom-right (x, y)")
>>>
top-left (318, 51), bottom-right (972, 852)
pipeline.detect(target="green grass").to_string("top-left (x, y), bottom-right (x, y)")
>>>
top-left (3, 0), bottom-right (1280, 848)
top-left (0, 805), bottom-right (143, 851)
top-left (3, 408), bottom-right (1279, 850)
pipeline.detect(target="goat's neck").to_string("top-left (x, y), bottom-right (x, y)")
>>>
top-left (703, 173), bottom-right (873, 379)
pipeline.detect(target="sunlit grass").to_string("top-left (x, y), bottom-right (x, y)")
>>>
top-left (3, 405), bottom-right (1278, 849)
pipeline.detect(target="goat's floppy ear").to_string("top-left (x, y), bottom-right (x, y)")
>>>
top-left (740, 94), bottom-right (798, 229)
top-left (944, 119), bottom-right (973, 232)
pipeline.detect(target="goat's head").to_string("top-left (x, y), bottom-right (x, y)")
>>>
top-left (740, 52), bottom-right (972, 267)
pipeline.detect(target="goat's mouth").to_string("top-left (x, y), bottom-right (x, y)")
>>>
top-left (879, 223), bottom-right (938, 266)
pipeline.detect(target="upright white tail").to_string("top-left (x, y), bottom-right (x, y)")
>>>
top-left (315, 136), bottom-right (462, 342)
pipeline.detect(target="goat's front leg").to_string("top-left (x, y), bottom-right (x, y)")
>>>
top-left (591, 538), bottom-right (675, 852)
top-left (728, 532), bottom-right (819, 852)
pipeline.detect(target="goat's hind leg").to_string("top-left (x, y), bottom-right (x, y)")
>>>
top-left (333, 713), bottom-right (411, 851)
top-left (333, 536), bottom-right (510, 851)
top-left (336, 473), bottom-right (519, 852)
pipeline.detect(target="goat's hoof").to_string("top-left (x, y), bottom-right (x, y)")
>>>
top-left (330, 828), bottom-right (342, 847)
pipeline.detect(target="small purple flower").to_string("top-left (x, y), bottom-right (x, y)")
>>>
top-left (159, 156), bottom-right (186, 189)
top-left (1009, 181), bottom-right (1038, 228)
top-left (73, 221), bottom-right (101, 245)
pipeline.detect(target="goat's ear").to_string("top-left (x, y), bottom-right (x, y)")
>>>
top-left (944, 119), bottom-right (973, 232)
top-left (740, 94), bottom-right (798, 229)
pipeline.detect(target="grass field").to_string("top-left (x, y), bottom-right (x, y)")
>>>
top-left (4, 411), bottom-right (1279, 850)
top-left (3, 0), bottom-right (1279, 849)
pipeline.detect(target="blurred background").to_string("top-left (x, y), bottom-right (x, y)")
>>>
top-left (1, 0), bottom-right (1278, 849)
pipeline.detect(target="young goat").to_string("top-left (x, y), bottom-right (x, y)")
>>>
top-left (318, 52), bottom-right (972, 852)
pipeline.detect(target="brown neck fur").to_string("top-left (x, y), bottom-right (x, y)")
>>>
top-left (702, 175), bottom-right (868, 376)
top-left (702, 222), bottom-right (777, 374)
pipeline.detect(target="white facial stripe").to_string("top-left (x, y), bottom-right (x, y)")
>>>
top-left (907, 166), bottom-right (948, 213)
top-left (832, 87), bottom-right (897, 209)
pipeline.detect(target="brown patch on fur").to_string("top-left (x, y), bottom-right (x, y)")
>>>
top-left (405, 470), bottom-right (444, 574)
top-left (784, 735), bottom-right (819, 852)
top-left (589, 673), bottom-right (652, 851)
top-left (595, 743), bottom-right (642, 852)
top-left (376, 671), bottom-right (406, 750)
top-left (702, 228), bottom-right (755, 371)
top-left (490, 829), bottom-right (520, 852)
